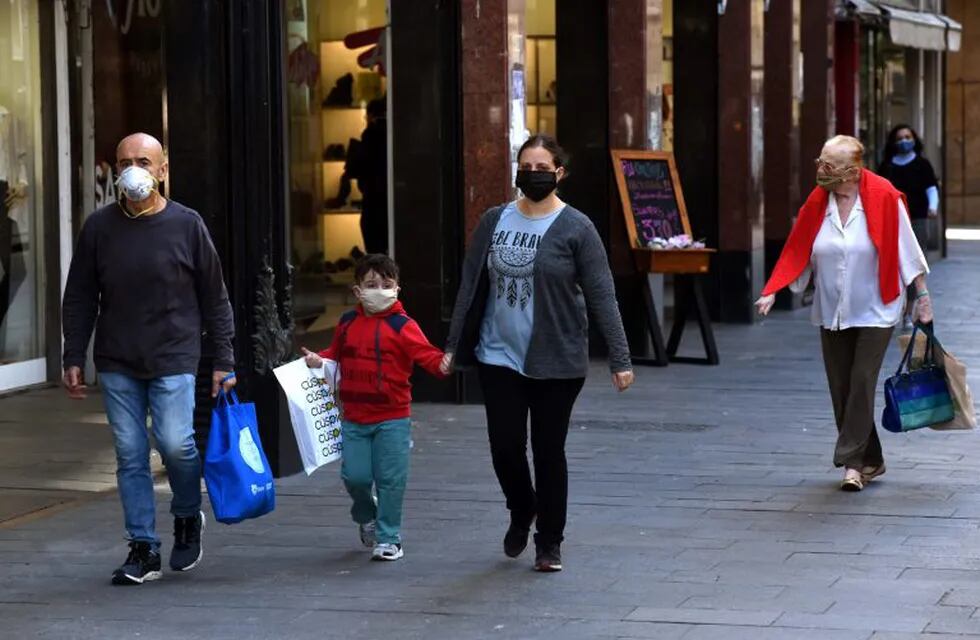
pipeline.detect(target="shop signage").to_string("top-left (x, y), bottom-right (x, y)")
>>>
top-left (94, 162), bottom-right (116, 209)
top-left (105, 0), bottom-right (162, 36)
top-left (611, 151), bottom-right (688, 246)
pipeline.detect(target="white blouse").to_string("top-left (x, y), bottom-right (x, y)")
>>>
top-left (790, 195), bottom-right (928, 330)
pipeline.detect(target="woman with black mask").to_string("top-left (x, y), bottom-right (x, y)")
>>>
top-left (441, 135), bottom-right (634, 572)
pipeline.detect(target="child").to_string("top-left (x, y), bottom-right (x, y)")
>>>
top-left (302, 254), bottom-right (447, 561)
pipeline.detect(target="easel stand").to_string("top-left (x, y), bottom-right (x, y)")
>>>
top-left (632, 249), bottom-right (719, 367)
top-left (609, 149), bottom-right (720, 367)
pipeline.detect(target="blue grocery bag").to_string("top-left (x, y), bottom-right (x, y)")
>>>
top-left (204, 388), bottom-right (276, 524)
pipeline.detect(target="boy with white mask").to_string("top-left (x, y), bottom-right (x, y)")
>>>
top-left (301, 254), bottom-right (447, 561)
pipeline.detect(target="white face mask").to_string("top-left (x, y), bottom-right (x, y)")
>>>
top-left (357, 287), bottom-right (398, 315)
top-left (116, 166), bottom-right (158, 204)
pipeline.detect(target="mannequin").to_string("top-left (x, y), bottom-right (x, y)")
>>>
top-left (0, 104), bottom-right (29, 358)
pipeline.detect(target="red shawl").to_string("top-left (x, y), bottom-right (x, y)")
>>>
top-left (762, 169), bottom-right (908, 303)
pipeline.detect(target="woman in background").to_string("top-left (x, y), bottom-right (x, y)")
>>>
top-left (878, 125), bottom-right (940, 327)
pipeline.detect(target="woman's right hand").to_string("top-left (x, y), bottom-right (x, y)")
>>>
top-left (439, 352), bottom-right (454, 376)
top-left (301, 347), bottom-right (323, 369)
top-left (754, 294), bottom-right (776, 316)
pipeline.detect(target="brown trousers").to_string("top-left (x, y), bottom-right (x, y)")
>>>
top-left (820, 326), bottom-right (894, 469)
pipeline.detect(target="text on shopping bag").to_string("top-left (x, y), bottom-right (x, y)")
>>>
top-left (274, 357), bottom-right (343, 474)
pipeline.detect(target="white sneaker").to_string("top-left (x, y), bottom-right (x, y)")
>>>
top-left (371, 543), bottom-right (404, 561)
top-left (358, 521), bottom-right (377, 548)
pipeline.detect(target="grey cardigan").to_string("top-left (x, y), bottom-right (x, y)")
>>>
top-left (445, 204), bottom-right (632, 378)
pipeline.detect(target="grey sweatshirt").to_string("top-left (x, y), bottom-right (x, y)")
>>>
top-left (446, 204), bottom-right (631, 378)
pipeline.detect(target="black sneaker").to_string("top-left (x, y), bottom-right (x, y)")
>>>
top-left (111, 542), bottom-right (162, 585)
top-left (170, 511), bottom-right (205, 572)
top-left (533, 543), bottom-right (562, 573)
top-left (504, 521), bottom-right (532, 558)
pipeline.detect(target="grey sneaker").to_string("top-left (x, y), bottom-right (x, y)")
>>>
top-left (359, 521), bottom-right (377, 548)
top-left (371, 543), bottom-right (404, 561)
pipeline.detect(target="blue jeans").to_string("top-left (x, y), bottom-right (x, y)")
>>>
top-left (100, 372), bottom-right (200, 550)
top-left (341, 418), bottom-right (411, 544)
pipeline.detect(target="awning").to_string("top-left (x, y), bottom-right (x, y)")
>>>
top-left (877, 4), bottom-right (952, 51)
top-left (837, 2), bottom-right (964, 51)
top-left (836, 0), bottom-right (884, 22)
top-left (939, 14), bottom-right (963, 52)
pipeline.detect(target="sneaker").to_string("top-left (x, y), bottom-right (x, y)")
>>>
top-left (170, 511), bottom-right (205, 572)
top-left (503, 519), bottom-right (532, 558)
top-left (371, 543), bottom-right (404, 561)
top-left (359, 521), bottom-right (377, 548)
top-left (533, 543), bottom-right (563, 572)
top-left (112, 541), bottom-right (162, 585)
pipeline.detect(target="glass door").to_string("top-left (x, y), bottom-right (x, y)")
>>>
top-left (0, 0), bottom-right (45, 391)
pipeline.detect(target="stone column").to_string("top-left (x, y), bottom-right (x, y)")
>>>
top-left (460, 0), bottom-right (512, 239)
top-left (716, 0), bottom-right (766, 323)
top-left (799, 0), bottom-right (835, 206)
top-left (764, 0), bottom-right (802, 309)
top-left (607, 0), bottom-right (664, 352)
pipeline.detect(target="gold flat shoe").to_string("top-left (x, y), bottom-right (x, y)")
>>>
top-left (841, 469), bottom-right (864, 492)
top-left (861, 464), bottom-right (886, 483)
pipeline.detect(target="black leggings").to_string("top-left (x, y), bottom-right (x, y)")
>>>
top-left (477, 364), bottom-right (585, 546)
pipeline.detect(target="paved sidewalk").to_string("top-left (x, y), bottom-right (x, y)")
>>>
top-left (0, 388), bottom-right (164, 524)
top-left (1, 242), bottom-right (978, 639)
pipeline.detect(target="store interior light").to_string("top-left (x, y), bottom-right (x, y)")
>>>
top-left (946, 228), bottom-right (980, 241)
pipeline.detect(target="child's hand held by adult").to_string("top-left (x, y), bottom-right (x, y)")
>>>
top-left (439, 352), bottom-right (454, 376)
top-left (301, 347), bottom-right (323, 369)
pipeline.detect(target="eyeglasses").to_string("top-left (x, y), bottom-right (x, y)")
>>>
top-left (814, 158), bottom-right (857, 172)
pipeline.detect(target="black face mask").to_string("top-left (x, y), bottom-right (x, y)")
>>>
top-left (515, 170), bottom-right (558, 202)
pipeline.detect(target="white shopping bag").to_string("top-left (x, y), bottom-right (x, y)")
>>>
top-left (273, 357), bottom-right (343, 475)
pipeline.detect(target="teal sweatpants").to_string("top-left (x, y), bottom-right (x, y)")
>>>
top-left (340, 418), bottom-right (411, 544)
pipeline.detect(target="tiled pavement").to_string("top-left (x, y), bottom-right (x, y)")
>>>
top-left (0, 241), bottom-right (978, 639)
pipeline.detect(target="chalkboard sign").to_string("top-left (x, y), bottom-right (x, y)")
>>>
top-left (610, 150), bottom-right (692, 249)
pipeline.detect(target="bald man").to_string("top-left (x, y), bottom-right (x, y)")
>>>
top-left (62, 133), bottom-right (236, 585)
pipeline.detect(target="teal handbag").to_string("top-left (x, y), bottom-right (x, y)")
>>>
top-left (882, 323), bottom-right (955, 433)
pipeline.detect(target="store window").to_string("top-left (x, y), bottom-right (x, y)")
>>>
top-left (525, 0), bottom-right (556, 135)
top-left (662, 0), bottom-right (673, 151)
top-left (91, 1), bottom-right (166, 208)
top-left (0, 0), bottom-right (44, 379)
top-left (286, 0), bottom-right (388, 339)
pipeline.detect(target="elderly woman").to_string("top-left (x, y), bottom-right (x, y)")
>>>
top-left (755, 135), bottom-right (932, 492)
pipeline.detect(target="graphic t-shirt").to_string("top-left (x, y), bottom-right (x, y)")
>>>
top-left (476, 201), bottom-right (564, 375)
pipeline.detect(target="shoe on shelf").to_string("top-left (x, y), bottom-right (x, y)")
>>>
top-left (533, 543), bottom-right (563, 572)
top-left (170, 511), bottom-right (206, 572)
top-left (112, 541), bottom-right (162, 585)
top-left (840, 468), bottom-right (864, 492)
top-left (371, 543), bottom-right (404, 561)
top-left (359, 521), bottom-right (377, 548)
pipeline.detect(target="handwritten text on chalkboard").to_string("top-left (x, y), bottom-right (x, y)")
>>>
top-left (620, 159), bottom-right (684, 246)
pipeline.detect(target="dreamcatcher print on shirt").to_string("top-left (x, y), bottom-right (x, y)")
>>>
top-left (488, 240), bottom-right (537, 311)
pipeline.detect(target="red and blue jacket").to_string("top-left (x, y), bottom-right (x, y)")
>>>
top-left (319, 301), bottom-right (446, 425)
